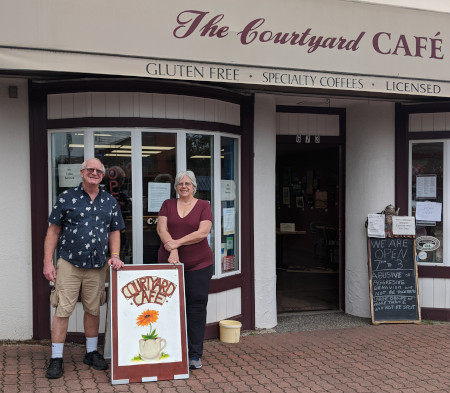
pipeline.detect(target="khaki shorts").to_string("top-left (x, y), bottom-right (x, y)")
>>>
top-left (51, 258), bottom-right (107, 318)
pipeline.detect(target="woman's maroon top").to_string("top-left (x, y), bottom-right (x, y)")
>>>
top-left (158, 198), bottom-right (213, 271)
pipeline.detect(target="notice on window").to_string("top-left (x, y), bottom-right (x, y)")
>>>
top-left (367, 214), bottom-right (385, 238)
top-left (148, 182), bottom-right (171, 212)
top-left (416, 175), bottom-right (437, 199)
top-left (415, 201), bottom-right (442, 222)
top-left (58, 164), bottom-right (81, 188)
top-left (223, 208), bottom-right (235, 235)
top-left (221, 180), bottom-right (236, 201)
top-left (392, 216), bottom-right (416, 236)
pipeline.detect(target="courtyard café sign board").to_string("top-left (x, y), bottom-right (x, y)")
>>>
top-left (110, 264), bottom-right (188, 385)
top-left (367, 236), bottom-right (420, 325)
top-left (2, 0), bottom-right (450, 97)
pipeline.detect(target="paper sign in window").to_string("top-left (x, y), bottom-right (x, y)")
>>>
top-left (223, 208), bottom-right (235, 235)
top-left (221, 180), bottom-right (236, 201)
top-left (415, 201), bottom-right (442, 222)
top-left (148, 182), bottom-right (171, 212)
top-left (58, 164), bottom-right (81, 188)
top-left (416, 175), bottom-right (437, 199)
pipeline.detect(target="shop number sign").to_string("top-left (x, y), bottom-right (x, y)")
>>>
top-left (296, 134), bottom-right (320, 144)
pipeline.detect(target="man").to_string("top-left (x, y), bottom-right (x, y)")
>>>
top-left (43, 158), bottom-right (125, 379)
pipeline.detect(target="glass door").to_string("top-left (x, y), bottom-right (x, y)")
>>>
top-left (142, 131), bottom-right (177, 263)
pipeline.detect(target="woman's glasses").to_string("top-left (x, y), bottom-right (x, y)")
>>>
top-left (177, 182), bottom-right (192, 187)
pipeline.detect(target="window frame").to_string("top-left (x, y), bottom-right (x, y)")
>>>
top-left (48, 127), bottom-right (241, 279)
top-left (408, 139), bottom-right (448, 266)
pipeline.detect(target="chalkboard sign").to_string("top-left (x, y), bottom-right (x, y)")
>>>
top-left (367, 237), bottom-right (421, 324)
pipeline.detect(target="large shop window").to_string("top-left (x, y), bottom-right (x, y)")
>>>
top-left (48, 129), bottom-right (241, 278)
top-left (410, 141), bottom-right (445, 265)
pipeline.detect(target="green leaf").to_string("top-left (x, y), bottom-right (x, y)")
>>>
top-left (141, 329), bottom-right (158, 340)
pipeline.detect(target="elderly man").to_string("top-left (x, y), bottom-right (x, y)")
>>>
top-left (43, 158), bottom-right (125, 379)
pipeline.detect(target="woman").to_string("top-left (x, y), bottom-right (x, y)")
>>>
top-left (157, 170), bottom-right (213, 370)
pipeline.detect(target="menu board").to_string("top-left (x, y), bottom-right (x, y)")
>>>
top-left (367, 237), bottom-right (421, 324)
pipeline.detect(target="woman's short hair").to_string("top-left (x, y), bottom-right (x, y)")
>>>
top-left (174, 170), bottom-right (197, 193)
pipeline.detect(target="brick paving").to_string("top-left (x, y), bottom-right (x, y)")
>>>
top-left (2, 322), bottom-right (450, 392)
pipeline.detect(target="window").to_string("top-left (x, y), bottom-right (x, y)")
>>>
top-left (410, 141), bottom-right (445, 264)
top-left (49, 128), bottom-right (241, 277)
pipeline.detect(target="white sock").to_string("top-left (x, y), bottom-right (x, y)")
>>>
top-left (51, 343), bottom-right (64, 359)
top-left (86, 336), bottom-right (98, 353)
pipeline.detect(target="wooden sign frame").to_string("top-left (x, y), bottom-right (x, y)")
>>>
top-left (110, 264), bottom-right (189, 384)
top-left (367, 237), bottom-right (421, 325)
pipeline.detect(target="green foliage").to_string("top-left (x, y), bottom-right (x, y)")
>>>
top-left (141, 328), bottom-right (158, 340)
top-left (131, 354), bottom-right (143, 361)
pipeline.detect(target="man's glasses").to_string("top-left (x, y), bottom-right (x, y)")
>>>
top-left (177, 182), bottom-right (192, 187)
top-left (84, 168), bottom-right (104, 175)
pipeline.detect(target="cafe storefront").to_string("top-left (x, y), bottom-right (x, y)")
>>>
top-left (1, 0), bottom-right (450, 341)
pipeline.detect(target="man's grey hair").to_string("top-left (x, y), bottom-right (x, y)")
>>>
top-left (80, 158), bottom-right (105, 173)
top-left (174, 170), bottom-right (197, 193)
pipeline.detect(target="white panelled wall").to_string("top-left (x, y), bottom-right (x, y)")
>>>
top-left (409, 112), bottom-right (450, 132)
top-left (47, 91), bottom-right (241, 332)
top-left (47, 92), bottom-right (240, 125)
top-left (0, 78), bottom-right (32, 340)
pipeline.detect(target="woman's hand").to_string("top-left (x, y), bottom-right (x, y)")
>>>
top-left (164, 239), bottom-right (180, 252)
top-left (168, 249), bottom-right (180, 264)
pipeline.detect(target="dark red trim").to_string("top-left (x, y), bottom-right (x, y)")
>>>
top-left (66, 333), bottom-right (105, 345)
top-left (397, 102), bottom-right (450, 115)
top-left (408, 131), bottom-right (450, 139)
top-left (419, 266), bottom-right (450, 278)
top-left (239, 94), bottom-right (255, 331)
top-left (421, 307), bottom-right (450, 322)
top-left (338, 111), bottom-right (346, 312)
top-left (394, 103), bottom-right (409, 213)
top-left (29, 80), bottom-right (52, 340)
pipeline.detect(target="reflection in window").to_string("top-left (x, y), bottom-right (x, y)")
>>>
top-left (142, 132), bottom-right (177, 264)
top-left (50, 132), bottom-right (84, 203)
top-left (221, 137), bottom-right (239, 273)
top-left (411, 142), bottom-right (444, 263)
top-left (187, 134), bottom-right (215, 272)
top-left (95, 132), bottom-right (133, 264)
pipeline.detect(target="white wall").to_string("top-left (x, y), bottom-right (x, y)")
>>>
top-left (345, 101), bottom-right (396, 317)
top-left (0, 78), bottom-right (32, 339)
top-left (253, 94), bottom-right (277, 329)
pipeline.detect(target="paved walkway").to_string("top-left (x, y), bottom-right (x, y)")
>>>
top-left (2, 316), bottom-right (450, 392)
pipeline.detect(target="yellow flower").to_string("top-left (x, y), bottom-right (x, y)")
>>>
top-left (136, 309), bottom-right (159, 327)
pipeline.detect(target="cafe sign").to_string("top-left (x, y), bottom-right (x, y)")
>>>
top-left (1, 0), bottom-right (450, 96)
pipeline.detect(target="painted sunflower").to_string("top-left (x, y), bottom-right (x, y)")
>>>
top-left (136, 309), bottom-right (159, 327)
